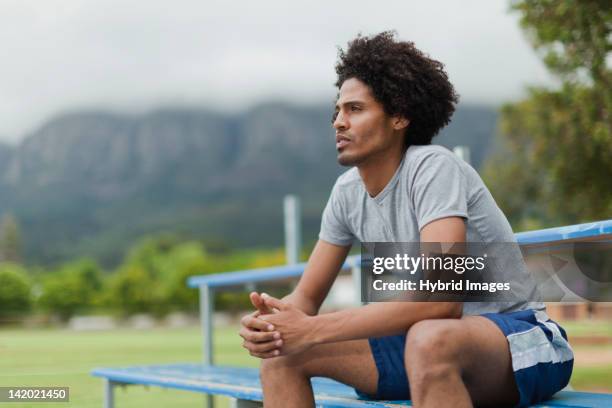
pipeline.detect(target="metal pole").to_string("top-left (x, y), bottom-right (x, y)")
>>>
top-left (104, 380), bottom-right (114, 408)
top-left (200, 284), bottom-right (214, 407)
top-left (351, 257), bottom-right (362, 306)
top-left (284, 195), bottom-right (301, 265)
top-left (200, 284), bottom-right (214, 364)
top-left (452, 145), bottom-right (471, 165)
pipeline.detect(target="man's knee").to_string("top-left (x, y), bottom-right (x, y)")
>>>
top-left (260, 354), bottom-right (307, 382)
top-left (404, 319), bottom-right (463, 374)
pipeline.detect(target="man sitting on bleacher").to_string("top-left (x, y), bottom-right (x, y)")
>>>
top-left (239, 31), bottom-right (574, 408)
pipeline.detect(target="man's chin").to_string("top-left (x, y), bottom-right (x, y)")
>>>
top-left (337, 151), bottom-right (361, 167)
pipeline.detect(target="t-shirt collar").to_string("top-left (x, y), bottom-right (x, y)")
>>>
top-left (367, 150), bottom-right (408, 205)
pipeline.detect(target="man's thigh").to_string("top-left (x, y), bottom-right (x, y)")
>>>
top-left (261, 339), bottom-right (378, 396)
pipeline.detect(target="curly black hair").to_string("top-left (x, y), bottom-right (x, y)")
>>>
top-left (334, 31), bottom-right (458, 146)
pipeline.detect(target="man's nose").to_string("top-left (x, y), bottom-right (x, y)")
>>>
top-left (333, 111), bottom-right (348, 130)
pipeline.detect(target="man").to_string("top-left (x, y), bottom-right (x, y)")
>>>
top-left (239, 31), bottom-right (573, 408)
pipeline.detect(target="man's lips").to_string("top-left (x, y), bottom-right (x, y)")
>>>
top-left (336, 135), bottom-right (351, 150)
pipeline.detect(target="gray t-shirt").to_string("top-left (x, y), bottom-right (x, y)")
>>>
top-left (319, 144), bottom-right (544, 315)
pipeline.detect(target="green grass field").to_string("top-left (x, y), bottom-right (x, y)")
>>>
top-left (1, 320), bottom-right (610, 407)
top-left (0, 326), bottom-right (250, 407)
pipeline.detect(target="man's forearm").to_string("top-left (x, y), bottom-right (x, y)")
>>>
top-left (307, 302), bottom-right (462, 344)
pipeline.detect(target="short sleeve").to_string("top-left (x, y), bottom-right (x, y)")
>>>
top-left (318, 182), bottom-right (355, 246)
top-left (410, 152), bottom-right (468, 231)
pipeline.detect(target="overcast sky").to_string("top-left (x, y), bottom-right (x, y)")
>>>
top-left (0, 0), bottom-right (555, 143)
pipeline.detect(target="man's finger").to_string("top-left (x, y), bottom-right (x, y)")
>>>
top-left (242, 340), bottom-right (281, 358)
top-left (239, 327), bottom-right (280, 343)
top-left (250, 292), bottom-right (274, 314)
top-left (248, 349), bottom-right (281, 359)
top-left (240, 311), bottom-right (259, 327)
top-left (243, 338), bottom-right (283, 353)
top-left (243, 315), bottom-right (275, 331)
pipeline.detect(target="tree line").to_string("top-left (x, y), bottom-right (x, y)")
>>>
top-left (0, 232), bottom-right (290, 323)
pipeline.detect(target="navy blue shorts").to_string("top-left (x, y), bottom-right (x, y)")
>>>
top-left (354, 309), bottom-right (574, 408)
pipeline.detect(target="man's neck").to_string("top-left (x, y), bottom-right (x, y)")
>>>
top-left (357, 147), bottom-right (406, 198)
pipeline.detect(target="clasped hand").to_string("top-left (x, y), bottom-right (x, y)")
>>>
top-left (238, 292), bottom-right (314, 358)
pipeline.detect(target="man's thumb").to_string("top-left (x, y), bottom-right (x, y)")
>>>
top-left (261, 293), bottom-right (287, 311)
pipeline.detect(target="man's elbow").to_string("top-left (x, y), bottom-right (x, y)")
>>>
top-left (435, 302), bottom-right (463, 319)
top-left (446, 302), bottom-right (463, 319)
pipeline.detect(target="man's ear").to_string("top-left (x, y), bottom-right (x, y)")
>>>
top-left (393, 116), bottom-right (410, 131)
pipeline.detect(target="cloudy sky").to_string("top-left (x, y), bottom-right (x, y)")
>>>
top-left (0, 0), bottom-right (554, 143)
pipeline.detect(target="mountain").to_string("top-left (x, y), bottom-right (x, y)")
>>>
top-left (0, 103), bottom-right (498, 266)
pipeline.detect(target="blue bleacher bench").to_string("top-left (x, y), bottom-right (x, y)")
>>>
top-left (91, 364), bottom-right (612, 408)
top-left (92, 220), bottom-right (612, 407)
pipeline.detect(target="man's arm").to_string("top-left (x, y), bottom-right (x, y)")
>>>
top-left (260, 217), bottom-right (465, 355)
top-left (281, 239), bottom-right (352, 315)
top-left (310, 216), bottom-right (466, 341)
top-left (239, 239), bottom-right (350, 358)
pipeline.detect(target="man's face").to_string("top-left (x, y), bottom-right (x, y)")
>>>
top-left (332, 77), bottom-right (403, 166)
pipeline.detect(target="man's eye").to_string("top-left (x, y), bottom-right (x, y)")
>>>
top-left (351, 106), bottom-right (361, 111)
top-left (331, 111), bottom-right (339, 123)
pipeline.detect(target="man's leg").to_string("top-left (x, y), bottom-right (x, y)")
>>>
top-left (405, 316), bottom-right (519, 408)
top-left (261, 316), bottom-right (520, 408)
top-left (260, 339), bottom-right (377, 408)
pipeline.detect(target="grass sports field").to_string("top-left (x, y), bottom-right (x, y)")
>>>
top-left (1, 320), bottom-right (611, 407)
